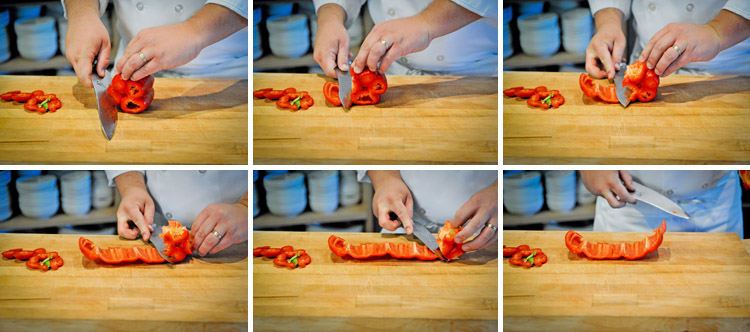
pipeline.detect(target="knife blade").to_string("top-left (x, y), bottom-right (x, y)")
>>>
top-left (389, 212), bottom-right (447, 261)
top-left (630, 181), bottom-right (690, 219)
top-left (91, 59), bottom-right (117, 140)
top-left (335, 66), bottom-right (353, 109)
top-left (614, 62), bottom-right (632, 108)
top-left (149, 198), bottom-right (175, 263)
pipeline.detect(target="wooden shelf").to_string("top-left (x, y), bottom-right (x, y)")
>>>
top-left (0, 55), bottom-right (72, 72)
top-left (502, 52), bottom-right (584, 70)
top-left (253, 47), bottom-right (360, 71)
top-left (0, 206), bottom-right (117, 231)
top-left (503, 203), bottom-right (595, 227)
top-left (253, 202), bottom-right (368, 228)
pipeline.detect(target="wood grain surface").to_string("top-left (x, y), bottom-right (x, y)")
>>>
top-left (503, 230), bottom-right (750, 331)
top-left (0, 76), bottom-right (248, 165)
top-left (503, 72), bottom-right (750, 164)
top-left (0, 234), bottom-right (248, 331)
top-left (253, 73), bottom-right (498, 165)
top-left (253, 231), bottom-right (498, 331)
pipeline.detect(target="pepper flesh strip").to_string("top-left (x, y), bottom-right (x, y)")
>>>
top-left (565, 220), bottom-right (666, 260)
top-left (79, 237), bottom-right (166, 264)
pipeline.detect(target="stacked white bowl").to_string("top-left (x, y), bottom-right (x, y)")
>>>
top-left (252, 7), bottom-right (262, 60)
top-left (0, 170), bottom-right (11, 221)
top-left (267, 14), bottom-right (309, 58)
top-left (17, 175), bottom-right (59, 219)
top-left (0, 10), bottom-right (9, 64)
top-left (253, 170), bottom-right (259, 217)
top-left (576, 173), bottom-right (597, 205)
top-left (91, 171), bottom-right (114, 209)
top-left (264, 172), bottom-right (307, 217)
top-left (307, 171), bottom-right (339, 213)
top-left (544, 171), bottom-right (577, 212)
top-left (502, 6), bottom-right (513, 59)
top-left (339, 171), bottom-right (361, 207)
top-left (518, 13), bottom-right (560, 57)
top-left (504, 171), bottom-right (544, 216)
top-left (14, 17), bottom-right (58, 61)
top-left (60, 171), bottom-right (92, 216)
top-left (561, 8), bottom-right (593, 55)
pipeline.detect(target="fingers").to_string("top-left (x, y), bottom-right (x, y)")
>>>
top-left (611, 181), bottom-right (636, 205)
top-left (191, 208), bottom-right (211, 252)
top-left (365, 40), bottom-right (388, 73)
top-left (646, 35), bottom-right (676, 75)
top-left (75, 56), bottom-right (95, 88)
top-left (119, 51), bottom-right (147, 81)
top-left (662, 54), bottom-right (691, 77)
top-left (585, 51), bottom-right (608, 79)
top-left (402, 196), bottom-right (414, 234)
top-left (318, 50), bottom-right (338, 78)
top-left (379, 45), bottom-right (401, 73)
top-left (391, 200), bottom-right (413, 234)
top-left (653, 43), bottom-right (681, 76)
top-left (619, 170), bottom-right (635, 191)
top-left (455, 203), bottom-right (491, 244)
top-left (336, 38), bottom-right (350, 72)
top-left (602, 190), bottom-right (625, 208)
top-left (610, 36), bottom-right (626, 72)
top-left (130, 60), bottom-right (157, 82)
top-left (593, 41), bottom-right (616, 79)
top-left (461, 216), bottom-right (498, 251)
top-left (143, 198), bottom-right (155, 230)
top-left (198, 221), bottom-right (225, 256)
top-left (116, 213), bottom-right (139, 239)
top-left (377, 203), bottom-right (399, 231)
top-left (639, 26), bottom-right (668, 66)
top-left (118, 203), bottom-right (151, 240)
top-left (95, 44), bottom-right (111, 78)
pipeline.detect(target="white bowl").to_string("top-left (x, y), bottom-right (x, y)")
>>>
top-left (504, 171), bottom-right (542, 188)
top-left (309, 195), bottom-right (338, 213)
top-left (16, 175), bottom-right (57, 193)
top-left (18, 41), bottom-right (57, 60)
top-left (266, 14), bottom-right (308, 33)
top-left (14, 16), bottom-right (55, 35)
top-left (547, 196), bottom-right (576, 212)
top-left (266, 197), bottom-right (307, 217)
top-left (518, 13), bottom-right (559, 31)
top-left (269, 38), bottom-right (309, 58)
top-left (20, 200), bottom-right (58, 219)
top-left (62, 200), bottom-right (91, 216)
top-left (504, 196), bottom-right (543, 216)
top-left (308, 170), bottom-right (338, 188)
top-left (263, 172), bottom-right (304, 191)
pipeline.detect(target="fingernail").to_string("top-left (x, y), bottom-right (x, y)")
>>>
top-left (647, 62), bottom-right (653, 69)
top-left (340, 63), bottom-right (349, 71)
top-left (351, 65), bottom-right (360, 73)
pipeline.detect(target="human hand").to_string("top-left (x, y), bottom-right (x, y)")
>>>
top-left (580, 170), bottom-right (636, 208)
top-left (638, 23), bottom-right (721, 77)
top-left (313, 4), bottom-right (351, 78)
top-left (585, 8), bottom-right (626, 79)
top-left (191, 203), bottom-right (248, 256)
top-left (368, 171), bottom-right (414, 234)
top-left (115, 22), bottom-right (202, 81)
top-left (65, 11), bottom-right (110, 88)
top-left (452, 181), bottom-right (498, 251)
top-left (351, 15), bottom-right (431, 74)
top-left (114, 174), bottom-right (155, 241)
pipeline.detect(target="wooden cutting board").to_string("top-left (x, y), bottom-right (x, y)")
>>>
top-left (253, 73), bottom-right (498, 165)
top-left (0, 76), bottom-right (248, 164)
top-left (253, 231), bottom-right (498, 331)
top-left (503, 72), bottom-right (750, 164)
top-left (503, 230), bottom-right (750, 331)
top-left (0, 234), bottom-right (248, 330)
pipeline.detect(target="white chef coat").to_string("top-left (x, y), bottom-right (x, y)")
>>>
top-left (357, 170), bottom-right (498, 233)
top-left (589, 0), bottom-right (750, 75)
top-left (313, 0), bottom-right (498, 76)
top-left (105, 170), bottom-right (248, 227)
top-left (593, 171), bottom-right (743, 239)
top-left (62, 0), bottom-right (248, 79)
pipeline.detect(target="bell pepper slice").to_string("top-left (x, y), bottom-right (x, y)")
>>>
top-left (120, 89), bottom-right (154, 114)
top-left (503, 87), bottom-right (522, 97)
top-left (323, 82), bottom-right (342, 106)
top-left (565, 220), bottom-right (666, 260)
top-left (642, 70), bottom-right (660, 90)
top-left (253, 246), bottom-right (270, 256)
top-left (2, 248), bottom-right (22, 259)
top-left (125, 75), bottom-right (154, 98)
top-left (12, 93), bottom-right (33, 102)
top-left (14, 250), bottom-right (35, 260)
top-left (136, 247), bottom-right (166, 263)
top-left (578, 73), bottom-right (598, 98)
top-left (636, 88), bottom-right (657, 102)
top-left (253, 88), bottom-right (272, 98)
top-left (625, 61), bottom-right (647, 84)
top-left (79, 237), bottom-right (99, 261)
top-left (264, 90), bottom-right (285, 100)
top-left (514, 88), bottom-right (536, 98)
top-left (1, 90), bottom-right (20, 101)
top-left (596, 84), bottom-right (618, 103)
top-left (108, 85), bottom-right (125, 104)
top-left (112, 74), bottom-right (127, 94)
top-left (352, 90), bottom-right (380, 105)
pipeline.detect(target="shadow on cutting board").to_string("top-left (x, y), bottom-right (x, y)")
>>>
top-left (374, 76), bottom-right (497, 108)
top-left (657, 76), bottom-right (749, 103)
top-left (71, 80), bottom-right (248, 118)
top-left (199, 240), bottom-right (248, 264)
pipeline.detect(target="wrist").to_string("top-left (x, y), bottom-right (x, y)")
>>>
top-left (318, 4), bottom-right (346, 27)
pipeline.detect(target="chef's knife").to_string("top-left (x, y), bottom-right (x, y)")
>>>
top-left (335, 65), bottom-right (353, 109)
top-left (149, 198), bottom-right (175, 263)
top-left (630, 181), bottom-right (690, 219)
top-left (389, 212), bottom-right (447, 262)
top-left (91, 59), bottom-right (117, 140)
top-left (614, 62), bottom-right (633, 107)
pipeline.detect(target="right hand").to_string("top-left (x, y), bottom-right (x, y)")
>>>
top-left (313, 4), bottom-right (351, 78)
top-left (580, 170), bottom-right (636, 208)
top-left (369, 171), bottom-right (415, 234)
top-left (65, 17), bottom-right (111, 88)
top-left (116, 185), bottom-right (155, 241)
top-left (585, 9), bottom-right (626, 79)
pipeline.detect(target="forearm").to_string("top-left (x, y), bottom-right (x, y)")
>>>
top-left (594, 8), bottom-right (624, 32)
top-left (317, 4), bottom-right (347, 27)
top-left (367, 170), bottom-right (402, 191)
top-left (708, 9), bottom-right (750, 52)
top-left (64, 0), bottom-right (100, 20)
top-left (419, 0), bottom-right (480, 40)
top-left (113, 171), bottom-right (147, 196)
top-left (185, 3), bottom-right (248, 50)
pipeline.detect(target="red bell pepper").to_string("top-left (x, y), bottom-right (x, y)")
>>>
top-left (565, 220), bottom-right (666, 260)
top-left (158, 220), bottom-right (192, 262)
top-left (254, 245), bottom-right (312, 269)
top-left (2, 248), bottom-right (22, 259)
top-left (322, 68), bottom-right (388, 107)
top-left (79, 237), bottom-right (166, 264)
top-left (323, 82), bottom-right (341, 106)
top-left (579, 61), bottom-right (660, 104)
top-left (0, 90), bottom-right (20, 101)
top-left (502, 87), bottom-right (522, 97)
top-left (504, 245), bottom-right (547, 268)
top-left (26, 252), bottom-right (63, 271)
top-left (108, 74), bottom-right (155, 113)
top-left (504, 86), bottom-right (565, 109)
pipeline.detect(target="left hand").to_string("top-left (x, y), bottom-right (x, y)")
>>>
top-left (638, 22), bottom-right (721, 77)
top-left (115, 22), bottom-right (202, 81)
top-left (451, 181), bottom-right (498, 251)
top-left (351, 15), bottom-right (432, 74)
top-left (191, 203), bottom-right (248, 256)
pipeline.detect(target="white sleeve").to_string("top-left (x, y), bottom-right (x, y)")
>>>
top-left (105, 170), bottom-right (145, 187)
top-left (356, 170), bottom-right (371, 183)
top-left (450, 0), bottom-right (498, 28)
top-left (313, 0), bottom-right (366, 29)
top-left (587, 0), bottom-right (632, 20)
top-left (61, 0), bottom-right (108, 19)
top-left (207, 0), bottom-right (249, 19)
top-left (724, 0), bottom-right (750, 20)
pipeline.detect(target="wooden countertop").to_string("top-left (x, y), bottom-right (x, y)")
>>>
top-left (0, 76), bottom-right (248, 165)
top-left (503, 230), bottom-right (750, 331)
top-left (503, 72), bottom-right (750, 164)
top-left (253, 231), bottom-right (498, 331)
top-left (253, 73), bottom-right (498, 165)
top-left (0, 234), bottom-right (248, 330)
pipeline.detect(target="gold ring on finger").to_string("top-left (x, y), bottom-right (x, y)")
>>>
top-left (212, 230), bottom-right (223, 240)
top-left (671, 45), bottom-right (683, 56)
top-left (379, 39), bottom-right (390, 49)
top-left (138, 51), bottom-right (147, 63)
top-left (485, 223), bottom-right (498, 232)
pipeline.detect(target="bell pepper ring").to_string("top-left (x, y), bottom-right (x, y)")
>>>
top-left (110, 74), bottom-right (155, 113)
top-left (322, 68), bottom-right (388, 108)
